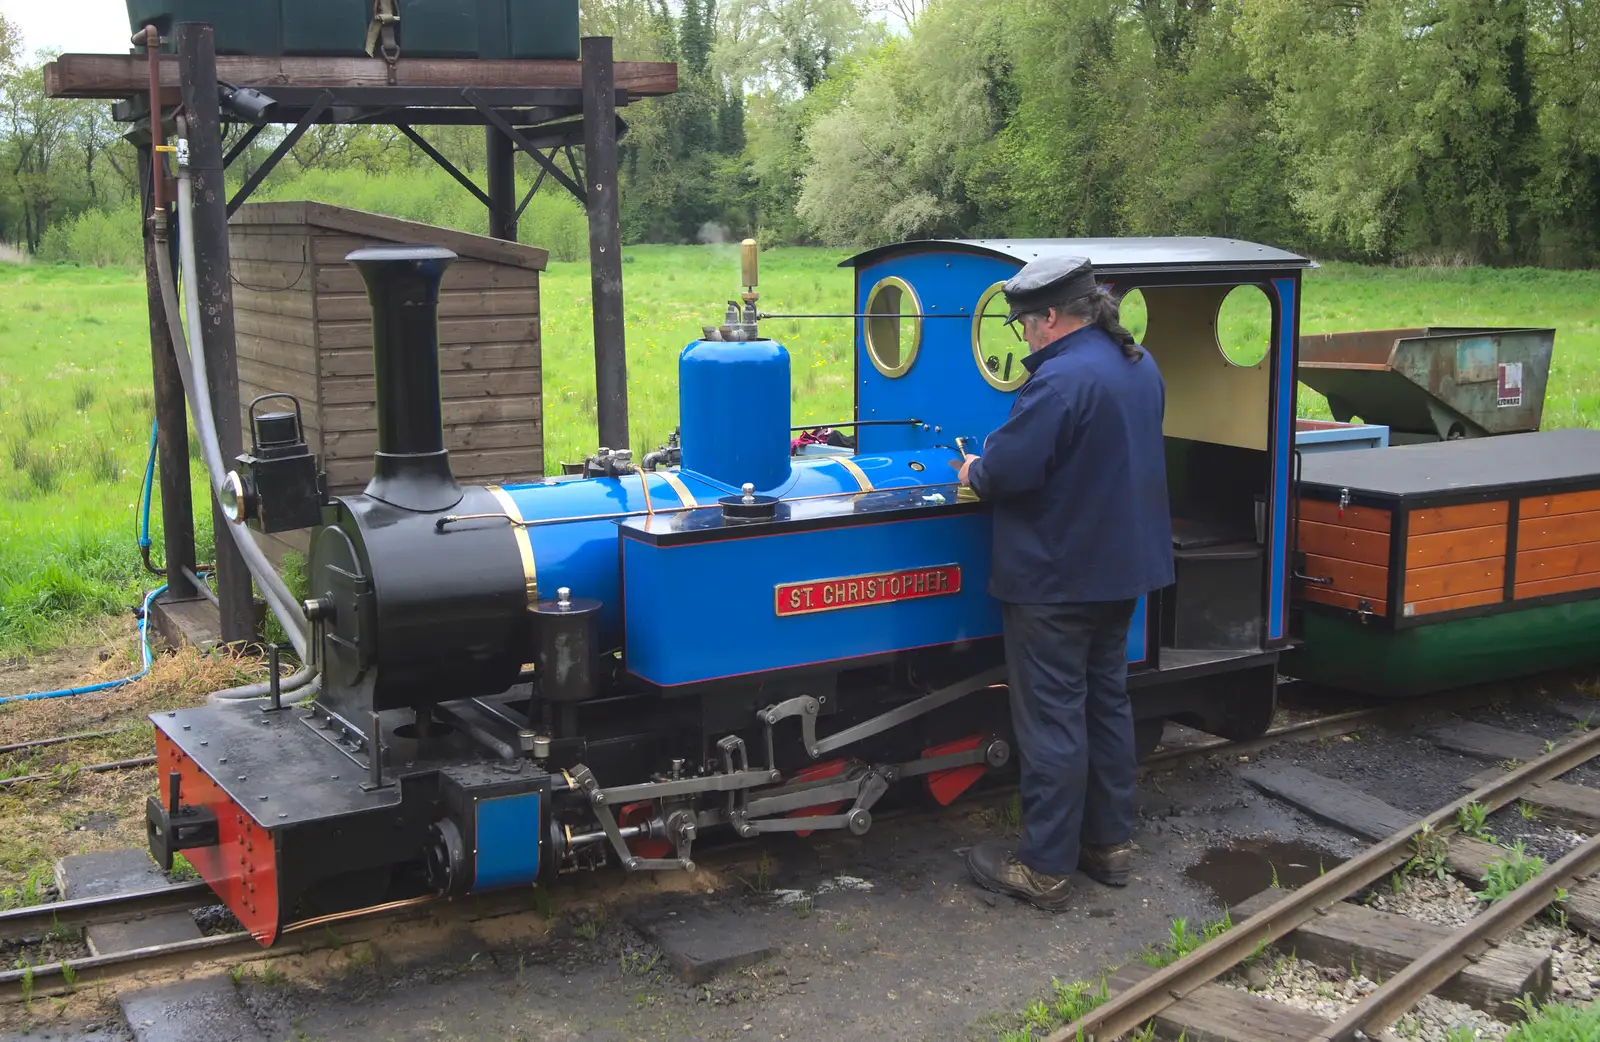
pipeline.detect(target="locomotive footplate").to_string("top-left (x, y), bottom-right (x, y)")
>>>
top-left (150, 702), bottom-right (550, 945)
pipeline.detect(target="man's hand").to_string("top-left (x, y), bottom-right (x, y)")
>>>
top-left (951, 454), bottom-right (980, 487)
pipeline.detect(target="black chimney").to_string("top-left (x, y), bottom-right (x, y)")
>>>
top-left (347, 245), bottom-right (464, 513)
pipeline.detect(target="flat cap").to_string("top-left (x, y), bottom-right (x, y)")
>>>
top-left (1002, 255), bottom-right (1096, 322)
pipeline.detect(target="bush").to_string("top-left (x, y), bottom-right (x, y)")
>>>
top-left (36, 208), bottom-right (142, 268)
top-left (255, 167), bottom-right (489, 236)
top-left (520, 191), bottom-right (587, 263)
top-left (256, 165), bottom-right (588, 262)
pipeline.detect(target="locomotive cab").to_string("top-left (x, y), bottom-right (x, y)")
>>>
top-left (842, 238), bottom-right (1310, 751)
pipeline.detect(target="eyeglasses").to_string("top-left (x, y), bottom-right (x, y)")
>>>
top-left (1005, 311), bottom-right (1046, 338)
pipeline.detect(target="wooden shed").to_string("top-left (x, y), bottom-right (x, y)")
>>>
top-left (229, 201), bottom-right (548, 558)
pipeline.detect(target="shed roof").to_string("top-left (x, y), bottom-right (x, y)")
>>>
top-left (841, 237), bottom-right (1311, 274)
top-left (232, 201), bottom-right (549, 271)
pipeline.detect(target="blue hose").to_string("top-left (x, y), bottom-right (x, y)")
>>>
top-left (1, 585), bottom-right (167, 705)
top-left (138, 419), bottom-right (157, 556)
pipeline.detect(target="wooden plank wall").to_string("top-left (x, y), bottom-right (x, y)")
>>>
top-left (1298, 498), bottom-right (1392, 616)
top-left (1300, 487), bottom-right (1600, 621)
top-left (1402, 503), bottom-right (1508, 617)
top-left (310, 232), bottom-right (544, 493)
top-left (231, 224), bottom-right (319, 459)
top-left (1515, 490), bottom-right (1600, 599)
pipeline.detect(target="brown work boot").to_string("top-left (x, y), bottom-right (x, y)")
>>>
top-left (1079, 842), bottom-right (1133, 886)
top-left (966, 840), bottom-right (1074, 912)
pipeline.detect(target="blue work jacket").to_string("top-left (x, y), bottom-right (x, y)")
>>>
top-left (968, 325), bottom-right (1175, 604)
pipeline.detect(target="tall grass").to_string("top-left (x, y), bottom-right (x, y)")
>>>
top-left (0, 265), bottom-right (215, 656)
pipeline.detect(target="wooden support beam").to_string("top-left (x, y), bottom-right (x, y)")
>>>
top-left (582, 36), bottom-right (627, 453)
top-left (178, 24), bottom-right (254, 644)
top-left (394, 125), bottom-right (494, 211)
top-left (227, 92), bottom-right (331, 215)
top-left (138, 147), bottom-right (197, 602)
top-left (222, 124), bottom-right (263, 169)
top-left (466, 89), bottom-right (588, 206)
top-left (46, 53), bottom-right (678, 100)
top-left (486, 126), bottom-right (517, 242)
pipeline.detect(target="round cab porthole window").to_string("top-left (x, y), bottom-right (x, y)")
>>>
top-left (972, 282), bottom-right (1029, 392)
top-left (1216, 285), bottom-right (1273, 368)
top-left (1118, 288), bottom-right (1148, 344)
top-left (864, 277), bottom-right (922, 378)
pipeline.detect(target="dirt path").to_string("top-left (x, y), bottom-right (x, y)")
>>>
top-left (0, 619), bottom-right (131, 701)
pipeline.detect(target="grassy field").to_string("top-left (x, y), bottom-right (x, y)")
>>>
top-left (0, 265), bottom-right (215, 659)
top-left (1, 249), bottom-right (1597, 666)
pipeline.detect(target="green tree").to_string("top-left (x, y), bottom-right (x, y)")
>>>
top-left (717, 0), bottom-right (882, 96)
top-left (1525, 0), bottom-right (1600, 262)
top-left (1238, 0), bottom-right (1539, 261)
top-left (0, 61), bottom-right (76, 251)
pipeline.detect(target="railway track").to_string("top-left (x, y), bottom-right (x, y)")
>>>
top-left (0, 682), bottom-right (1582, 1011)
top-left (0, 725), bottom-right (156, 789)
top-left (1047, 718), bottom-right (1600, 1042)
top-left (0, 886), bottom-right (493, 1004)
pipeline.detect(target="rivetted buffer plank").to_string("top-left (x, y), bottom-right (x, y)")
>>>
top-left (1239, 764), bottom-right (1413, 840)
top-left (1111, 963), bottom-right (1332, 1042)
top-left (1231, 891), bottom-right (1551, 1020)
top-left (1414, 721), bottom-right (1552, 763)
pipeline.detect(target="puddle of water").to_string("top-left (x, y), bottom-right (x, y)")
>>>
top-left (1185, 839), bottom-right (1345, 908)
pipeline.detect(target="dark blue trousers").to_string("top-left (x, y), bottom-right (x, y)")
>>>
top-left (1003, 600), bottom-right (1138, 876)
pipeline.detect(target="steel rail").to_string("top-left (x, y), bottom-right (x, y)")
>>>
top-left (1317, 830), bottom-right (1600, 1041)
top-left (0, 729), bottom-right (135, 756)
top-left (1, 930), bottom-right (263, 1001)
top-left (0, 880), bottom-right (213, 943)
top-left (0, 893), bottom-right (447, 1003)
top-left (1044, 724), bottom-right (1600, 1042)
top-left (1143, 709), bottom-right (1383, 766)
top-left (1142, 681), bottom-right (1517, 768)
top-left (0, 756), bottom-right (156, 789)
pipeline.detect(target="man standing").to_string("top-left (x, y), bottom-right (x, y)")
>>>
top-left (956, 255), bottom-right (1173, 912)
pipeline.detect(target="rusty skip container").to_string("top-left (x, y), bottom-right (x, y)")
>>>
top-left (1297, 327), bottom-right (1556, 444)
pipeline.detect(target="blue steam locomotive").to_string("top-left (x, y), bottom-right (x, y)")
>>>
top-left (147, 236), bottom-right (1310, 943)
